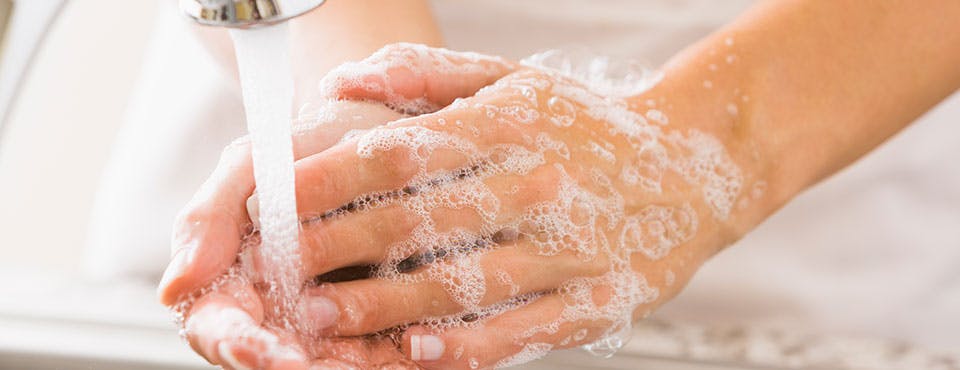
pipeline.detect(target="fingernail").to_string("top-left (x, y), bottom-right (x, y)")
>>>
top-left (218, 342), bottom-right (253, 370)
top-left (246, 193), bottom-right (260, 229)
top-left (410, 335), bottom-right (444, 361)
top-left (157, 247), bottom-right (193, 297)
top-left (304, 296), bottom-right (339, 331)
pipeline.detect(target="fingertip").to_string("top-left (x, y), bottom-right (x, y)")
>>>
top-left (219, 342), bottom-right (254, 370)
top-left (157, 247), bottom-right (224, 307)
top-left (403, 327), bottom-right (447, 367)
top-left (157, 247), bottom-right (195, 306)
top-left (267, 356), bottom-right (311, 370)
top-left (410, 334), bottom-right (445, 362)
top-left (162, 213), bottom-right (243, 306)
top-left (300, 294), bottom-right (339, 333)
top-left (246, 192), bottom-right (260, 229)
top-left (185, 305), bottom-right (254, 364)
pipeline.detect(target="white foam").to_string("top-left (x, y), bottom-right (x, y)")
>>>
top-left (620, 204), bottom-right (698, 260)
top-left (321, 43), bottom-right (512, 114)
top-left (495, 343), bottom-right (553, 368)
top-left (521, 49), bottom-right (662, 97)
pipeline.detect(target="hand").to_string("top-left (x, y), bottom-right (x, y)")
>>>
top-left (157, 44), bottom-right (516, 369)
top-left (280, 45), bottom-right (756, 369)
top-left (160, 100), bottom-right (417, 370)
top-left (159, 43), bottom-right (758, 369)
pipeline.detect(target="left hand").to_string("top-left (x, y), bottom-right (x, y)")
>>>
top-left (160, 43), bottom-right (757, 369)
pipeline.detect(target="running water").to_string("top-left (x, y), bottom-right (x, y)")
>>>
top-left (230, 24), bottom-right (303, 327)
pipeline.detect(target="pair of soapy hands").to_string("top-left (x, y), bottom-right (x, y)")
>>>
top-left (157, 43), bottom-right (740, 369)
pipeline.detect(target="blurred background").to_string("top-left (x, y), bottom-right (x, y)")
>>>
top-left (0, 1), bottom-right (210, 368)
top-left (0, 1), bottom-right (958, 369)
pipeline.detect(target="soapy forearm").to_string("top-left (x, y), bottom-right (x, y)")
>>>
top-left (640, 0), bottom-right (960, 239)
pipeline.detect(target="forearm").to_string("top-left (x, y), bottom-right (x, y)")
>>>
top-left (190, 0), bottom-right (443, 105)
top-left (641, 0), bottom-right (960, 238)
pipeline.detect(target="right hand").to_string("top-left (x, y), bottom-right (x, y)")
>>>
top-left (162, 100), bottom-right (412, 369)
top-left (156, 44), bottom-right (516, 369)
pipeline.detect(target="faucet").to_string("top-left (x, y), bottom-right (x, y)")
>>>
top-left (180, 0), bottom-right (325, 28)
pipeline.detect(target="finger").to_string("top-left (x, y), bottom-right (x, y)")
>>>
top-left (246, 100), bottom-right (406, 230)
top-left (299, 241), bottom-right (608, 337)
top-left (320, 43), bottom-right (517, 113)
top-left (219, 330), bottom-right (310, 370)
top-left (158, 101), bottom-right (402, 306)
top-left (157, 139), bottom-right (257, 306)
top-left (284, 104), bottom-right (533, 226)
top-left (402, 293), bottom-right (617, 370)
top-left (183, 279), bottom-right (309, 370)
top-left (288, 163), bottom-right (565, 280)
top-left (292, 100), bottom-right (406, 154)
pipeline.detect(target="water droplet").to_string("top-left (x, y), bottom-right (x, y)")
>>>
top-left (547, 96), bottom-right (576, 127)
top-left (726, 103), bottom-right (739, 116)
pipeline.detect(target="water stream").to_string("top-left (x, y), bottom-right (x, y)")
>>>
top-left (230, 24), bottom-right (302, 326)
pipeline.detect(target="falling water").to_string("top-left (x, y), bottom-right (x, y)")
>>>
top-left (230, 24), bottom-right (302, 326)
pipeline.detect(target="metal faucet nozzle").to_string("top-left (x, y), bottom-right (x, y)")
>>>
top-left (179, 0), bottom-right (325, 28)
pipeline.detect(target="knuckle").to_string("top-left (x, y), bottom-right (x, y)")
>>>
top-left (335, 287), bottom-right (385, 334)
top-left (301, 162), bottom-right (342, 208)
top-left (577, 252), bottom-right (612, 277)
top-left (300, 225), bottom-right (333, 272)
top-left (515, 167), bottom-right (562, 204)
top-left (369, 146), bottom-right (418, 184)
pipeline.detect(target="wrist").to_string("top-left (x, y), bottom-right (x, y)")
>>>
top-left (627, 31), bottom-right (782, 247)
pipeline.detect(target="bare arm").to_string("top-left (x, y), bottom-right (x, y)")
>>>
top-left (645, 0), bottom-right (960, 238)
top-left (159, 2), bottom-right (960, 368)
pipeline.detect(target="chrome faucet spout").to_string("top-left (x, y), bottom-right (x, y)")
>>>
top-left (179, 0), bottom-right (325, 28)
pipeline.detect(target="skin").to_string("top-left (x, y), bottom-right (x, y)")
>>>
top-left (158, 0), bottom-right (960, 369)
